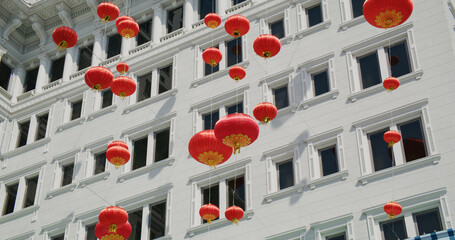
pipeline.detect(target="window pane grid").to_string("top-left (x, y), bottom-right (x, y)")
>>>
top-left (78, 45), bottom-right (93, 70)
top-left (150, 201), bottom-right (167, 239)
top-left (94, 152), bottom-right (106, 175)
top-left (414, 209), bottom-right (443, 235)
top-left (107, 34), bottom-right (122, 59)
top-left (155, 129), bottom-right (170, 162)
top-left (50, 57), bottom-right (65, 82)
top-left (202, 184), bottom-right (219, 223)
top-left (203, 110), bottom-right (219, 130)
top-left (270, 19), bottom-right (285, 39)
top-left (36, 113), bottom-right (48, 140)
top-left (137, 74), bottom-right (152, 102)
top-left (128, 209), bottom-right (143, 240)
top-left (24, 176), bottom-right (39, 208)
top-left (307, 4), bottom-right (323, 27)
top-left (226, 38), bottom-right (242, 67)
top-left (3, 183), bottom-right (18, 215)
top-left (24, 68), bottom-right (39, 92)
top-left (273, 85), bottom-right (289, 109)
top-left (398, 119), bottom-right (427, 162)
top-left (61, 163), bottom-right (74, 187)
top-left (167, 6), bottom-right (183, 33)
top-left (227, 176), bottom-right (245, 210)
top-left (368, 129), bottom-right (394, 172)
top-left (101, 89), bottom-right (113, 108)
top-left (319, 145), bottom-right (339, 177)
top-left (199, 0), bottom-right (217, 19)
top-left (358, 52), bottom-right (381, 89)
top-left (158, 65), bottom-right (172, 94)
top-left (71, 100), bottom-right (83, 120)
top-left (312, 70), bottom-right (330, 96)
top-left (17, 121), bottom-right (30, 148)
top-left (133, 137), bottom-right (148, 170)
top-left (277, 160), bottom-right (294, 190)
top-left (137, 20), bottom-right (152, 46)
top-left (385, 41), bottom-right (412, 78)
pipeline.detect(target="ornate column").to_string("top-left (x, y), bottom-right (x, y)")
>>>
top-left (183, 0), bottom-right (194, 30)
top-left (152, 5), bottom-right (164, 44)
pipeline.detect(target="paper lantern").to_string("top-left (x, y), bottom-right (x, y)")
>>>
top-left (253, 102), bottom-right (278, 123)
top-left (99, 206), bottom-right (128, 233)
top-left (116, 62), bottom-right (129, 74)
top-left (116, 16), bottom-right (134, 28)
top-left (229, 66), bottom-right (246, 81)
top-left (363, 0), bottom-right (413, 29)
top-left (225, 15), bottom-right (250, 37)
top-left (253, 34), bottom-right (281, 58)
top-left (383, 77), bottom-right (400, 91)
top-left (202, 47), bottom-right (223, 67)
top-left (106, 141), bottom-right (130, 168)
top-left (95, 222), bottom-right (132, 240)
top-left (384, 130), bottom-right (401, 148)
top-left (200, 204), bottom-right (219, 223)
top-left (384, 201), bottom-right (402, 219)
top-left (97, 2), bottom-right (120, 22)
top-left (189, 130), bottom-right (233, 168)
top-left (108, 141), bottom-right (129, 150)
top-left (225, 206), bottom-right (244, 224)
top-left (117, 19), bottom-right (139, 38)
top-left (85, 66), bottom-right (114, 91)
top-left (214, 113), bottom-right (259, 154)
top-left (204, 13), bottom-right (221, 29)
top-left (111, 76), bottom-right (136, 97)
top-left (52, 26), bottom-right (78, 51)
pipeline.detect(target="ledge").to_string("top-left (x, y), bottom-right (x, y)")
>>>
top-left (2, 137), bottom-right (51, 159)
top-left (192, 19), bottom-right (204, 29)
top-left (191, 60), bottom-right (250, 88)
top-left (87, 105), bottom-right (117, 120)
top-left (265, 226), bottom-right (307, 240)
top-left (277, 105), bottom-right (295, 117)
top-left (42, 79), bottom-right (63, 92)
top-left (339, 16), bottom-right (365, 31)
top-left (123, 88), bottom-right (178, 114)
top-left (69, 67), bottom-right (89, 81)
top-left (6, 230), bottom-right (36, 240)
top-left (225, 0), bottom-right (253, 15)
top-left (280, 35), bottom-right (294, 45)
top-left (121, 112), bottom-right (176, 138)
top-left (0, 160), bottom-right (46, 181)
top-left (0, 85), bottom-right (12, 99)
top-left (118, 157), bottom-right (175, 182)
top-left (187, 210), bottom-right (254, 237)
top-left (358, 154), bottom-right (440, 185)
top-left (160, 29), bottom-right (185, 43)
top-left (0, 205), bottom-right (39, 224)
top-left (99, 55), bottom-right (120, 68)
top-left (189, 157), bottom-right (252, 185)
top-left (46, 182), bottom-right (77, 199)
top-left (264, 184), bottom-right (304, 203)
top-left (74, 206), bottom-right (106, 224)
top-left (308, 170), bottom-right (349, 190)
top-left (78, 171), bottom-right (110, 188)
top-left (16, 90), bottom-right (34, 102)
top-left (295, 20), bottom-right (332, 39)
top-left (116, 183), bottom-right (173, 209)
top-left (294, 89), bottom-right (339, 112)
top-left (129, 42), bottom-right (152, 56)
top-left (56, 117), bottom-right (86, 132)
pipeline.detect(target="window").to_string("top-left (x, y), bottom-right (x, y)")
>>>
top-left (50, 57), bottom-right (65, 82)
top-left (51, 234), bottom-right (64, 240)
top-left (23, 176), bottom-right (39, 208)
top-left (269, 19), bottom-right (285, 39)
top-left (319, 145), bottom-right (338, 176)
top-left (132, 137), bottom-right (147, 170)
top-left (199, 0), bottom-right (216, 19)
top-left (227, 176), bottom-right (245, 210)
top-left (24, 67), bottom-right (38, 92)
top-left (128, 209), bottom-right (143, 240)
top-left (154, 128), bottom-right (170, 162)
top-left (414, 209), bottom-right (443, 235)
top-left (277, 160), bottom-right (294, 190)
top-left (158, 64), bottom-right (172, 94)
top-left (380, 217), bottom-right (408, 240)
top-left (273, 85), bottom-right (289, 109)
top-left (398, 119), bottom-right (427, 162)
top-left (368, 128), bottom-right (393, 172)
top-left (204, 46), bottom-right (219, 76)
top-left (61, 163), bottom-right (74, 187)
top-left (226, 102), bottom-right (243, 114)
top-left (203, 110), bottom-right (219, 130)
top-left (2, 183), bottom-right (18, 215)
top-left (0, 60), bottom-right (12, 90)
top-left (327, 233), bottom-right (346, 240)
top-left (107, 34), bottom-right (122, 59)
top-left (150, 201), bottom-right (166, 239)
top-left (137, 19), bottom-right (153, 46)
top-left (35, 113), bottom-right (48, 140)
top-left (86, 223), bottom-right (97, 240)
top-left (101, 89), bottom-right (113, 109)
top-left (226, 38), bottom-right (242, 67)
top-left (17, 120), bottom-right (30, 148)
top-left (307, 4), bottom-right (323, 27)
top-left (358, 52), bottom-right (381, 89)
top-left (167, 6), bottom-right (183, 33)
top-left (351, 0), bottom-right (364, 18)
top-left (70, 100), bottom-right (83, 120)
top-left (385, 41), bottom-right (411, 78)
top-left (312, 70), bottom-right (330, 96)
top-left (137, 73), bottom-right (152, 102)
top-left (202, 184), bottom-right (219, 223)
top-left (78, 45), bottom-right (93, 70)
top-left (232, 0), bottom-right (246, 6)
top-left (94, 151), bottom-right (106, 175)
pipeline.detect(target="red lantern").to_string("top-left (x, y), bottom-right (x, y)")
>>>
top-left (225, 15), bottom-right (250, 37)
top-left (214, 113), bottom-right (259, 154)
top-left (99, 206), bottom-right (128, 233)
top-left (97, 2), bottom-right (119, 22)
top-left (108, 140), bottom-right (129, 150)
top-left (229, 66), bottom-right (246, 81)
top-left (253, 34), bottom-right (281, 58)
top-left (95, 222), bottom-right (132, 240)
top-left (199, 204), bottom-right (219, 223)
top-left (202, 47), bottom-right (223, 67)
top-left (363, 0), bottom-right (413, 29)
top-left (111, 76), bottom-right (136, 97)
top-left (189, 130), bottom-right (233, 168)
top-left (384, 130), bottom-right (401, 148)
top-left (116, 62), bottom-right (129, 74)
top-left (106, 141), bottom-right (130, 168)
top-left (383, 77), bottom-right (400, 91)
top-left (118, 20), bottom-right (139, 38)
top-left (116, 16), bottom-right (134, 28)
top-left (225, 206), bottom-right (244, 224)
top-left (204, 13), bottom-right (221, 29)
top-left (253, 102), bottom-right (278, 123)
top-left (52, 26), bottom-right (78, 51)
top-left (384, 201), bottom-right (402, 219)
top-left (85, 66), bottom-right (114, 91)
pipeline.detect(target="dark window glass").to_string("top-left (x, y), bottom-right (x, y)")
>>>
top-left (51, 235), bottom-right (64, 240)
top-left (386, 42), bottom-right (411, 78)
top-left (155, 129), bottom-right (170, 162)
top-left (86, 223), bottom-right (97, 240)
top-left (232, 0), bottom-right (246, 5)
top-left (61, 163), bottom-right (74, 187)
top-left (381, 217), bottom-right (407, 240)
top-left (78, 45), bottom-right (93, 70)
top-left (398, 119), bottom-right (427, 162)
top-left (150, 202), bottom-right (166, 239)
top-left (71, 100), bottom-right (83, 120)
top-left (358, 52), bottom-right (381, 89)
top-left (158, 65), bottom-right (172, 94)
top-left (327, 233), bottom-right (346, 240)
top-left (415, 209), bottom-right (443, 235)
top-left (24, 176), bottom-right (38, 208)
top-left (227, 102), bottom-right (243, 114)
top-left (307, 4), bottom-right (323, 27)
top-left (200, 0), bottom-right (217, 19)
top-left (137, 19), bottom-right (152, 46)
top-left (167, 6), bottom-right (183, 33)
top-left (94, 152), bottom-right (106, 175)
top-left (17, 121), bottom-right (30, 148)
top-left (202, 184), bottom-right (219, 223)
top-left (203, 110), bottom-right (219, 130)
top-left (50, 57), bottom-right (65, 82)
top-left (24, 67), bottom-right (38, 92)
top-left (133, 137), bottom-right (147, 170)
top-left (101, 89), bottom-right (113, 108)
top-left (2, 183), bottom-right (18, 215)
top-left (0, 61), bottom-right (12, 90)
top-left (277, 160), bottom-right (294, 190)
top-left (107, 34), bottom-right (122, 59)
top-left (128, 209), bottom-right (143, 240)
top-left (270, 19), bottom-right (285, 39)
top-left (204, 46), bottom-right (219, 76)
top-left (312, 70), bottom-right (330, 96)
top-left (137, 73), bottom-right (152, 102)
top-left (36, 113), bottom-right (48, 140)
top-left (273, 85), bottom-right (289, 109)
top-left (369, 129), bottom-right (394, 172)
top-left (227, 176), bottom-right (245, 210)
top-left (351, 0), bottom-right (364, 18)
top-left (320, 145), bottom-right (339, 176)
top-left (226, 38), bottom-right (242, 67)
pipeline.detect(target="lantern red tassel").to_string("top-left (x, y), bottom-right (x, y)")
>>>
top-left (116, 16), bottom-right (134, 28)
top-left (107, 141), bottom-right (130, 168)
top-left (229, 66), bottom-right (246, 81)
top-left (253, 102), bottom-right (278, 123)
top-left (214, 113), bottom-right (259, 154)
top-left (363, 0), bottom-right (413, 29)
top-left (253, 34), bottom-right (281, 58)
top-left (204, 13), bottom-right (221, 29)
top-left (225, 206), bottom-right (244, 225)
top-left (111, 76), bottom-right (136, 97)
top-left (384, 130), bottom-right (401, 148)
top-left (52, 26), bottom-right (78, 51)
top-left (85, 66), bottom-right (113, 91)
top-left (189, 130), bottom-right (233, 168)
top-left (202, 47), bottom-right (223, 67)
top-left (384, 201), bottom-right (402, 219)
top-left (97, 2), bottom-right (120, 22)
top-left (95, 221), bottom-right (132, 240)
top-left (225, 15), bottom-right (250, 37)
top-left (200, 204), bottom-right (219, 223)
top-left (116, 62), bottom-right (129, 74)
top-left (383, 77), bottom-right (400, 91)
top-left (99, 206), bottom-right (128, 233)
top-left (117, 19), bottom-right (139, 38)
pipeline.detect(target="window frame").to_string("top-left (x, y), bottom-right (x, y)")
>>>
top-left (23, 66), bottom-right (39, 93)
top-left (413, 208), bottom-right (444, 236)
top-left (258, 10), bottom-right (290, 41)
top-left (165, 5), bottom-right (184, 34)
top-left (0, 60), bottom-right (13, 91)
top-left (311, 214), bottom-right (355, 240)
top-left (260, 68), bottom-right (295, 115)
top-left (77, 43), bottom-right (93, 71)
top-left (296, 0), bottom-right (330, 34)
top-left (81, 136), bottom-right (113, 183)
top-left (106, 33), bottom-right (122, 59)
top-left (136, 17), bottom-right (153, 47)
top-left (379, 217), bottom-right (408, 240)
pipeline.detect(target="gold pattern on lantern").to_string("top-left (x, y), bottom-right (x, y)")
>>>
top-left (375, 9), bottom-right (403, 28)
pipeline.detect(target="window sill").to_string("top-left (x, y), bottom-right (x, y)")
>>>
top-left (358, 154), bottom-right (440, 185)
top-left (0, 205), bottom-right (39, 224)
top-left (225, 0), bottom-right (253, 15)
top-left (293, 89), bottom-right (339, 112)
top-left (16, 90), bottom-right (35, 102)
top-left (339, 16), bottom-right (366, 31)
top-left (191, 19), bottom-right (204, 29)
top-left (99, 55), bottom-right (120, 67)
top-left (348, 70), bottom-right (424, 102)
top-left (191, 60), bottom-right (250, 88)
top-left (280, 35), bottom-right (294, 45)
top-left (57, 117), bottom-right (86, 132)
top-left (87, 105), bottom-right (117, 121)
top-left (46, 182), bottom-right (78, 199)
top-left (160, 28), bottom-right (185, 43)
top-left (129, 42), bottom-right (152, 56)
top-left (187, 210), bottom-right (254, 237)
top-left (264, 184), bottom-right (305, 203)
top-left (123, 88), bottom-right (178, 114)
top-left (78, 171), bottom-right (110, 188)
top-left (277, 104), bottom-right (295, 117)
top-left (308, 170), bottom-right (349, 190)
top-left (0, 86), bottom-right (11, 99)
top-left (117, 156), bottom-right (175, 182)
top-left (295, 20), bottom-right (332, 39)
top-left (42, 79), bottom-right (63, 92)
top-left (69, 67), bottom-right (89, 81)
top-left (2, 137), bottom-right (51, 159)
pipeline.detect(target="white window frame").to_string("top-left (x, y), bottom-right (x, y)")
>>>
top-left (41, 218), bottom-right (71, 240)
top-left (74, 206), bottom-right (106, 240)
top-left (260, 67), bottom-right (296, 116)
top-left (47, 148), bottom-right (81, 199)
top-left (311, 214), bottom-right (355, 240)
top-left (258, 7), bottom-right (293, 43)
top-left (78, 135), bottom-right (113, 187)
top-left (134, 15), bottom-right (154, 48)
top-left (296, 0), bottom-right (331, 38)
top-left (75, 39), bottom-right (94, 72)
top-left (338, 0), bottom-right (366, 30)
top-left (9, 108), bottom-right (52, 152)
top-left (87, 88), bottom-right (117, 121)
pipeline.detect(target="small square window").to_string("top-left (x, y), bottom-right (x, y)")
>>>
top-left (71, 100), bottom-right (83, 120)
top-left (319, 145), bottom-right (339, 177)
top-left (61, 163), bottom-right (74, 187)
top-left (137, 73), bottom-right (152, 102)
top-left (398, 119), bottom-right (427, 162)
top-left (203, 110), bottom-right (219, 130)
top-left (94, 152), bottom-right (106, 175)
top-left (23, 176), bottom-right (39, 208)
top-left (50, 57), bottom-right (65, 82)
top-left (227, 176), bottom-right (245, 210)
top-left (351, 0), bottom-right (364, 18)
top-left (326, 233), bottom-right (346, 240)
top-left (2, 183), bottom-right (18, 215)
top-left (199, 0), bottom-right (216, 19)
top-left (414, 208), bottom-right (443, 235)
top-left (202, 184), bottom-right (219, 223)
top-left (312, 70), bottom-right (330, 97)
top-left (273, 85), bottom-right (289, 110)
top-left (24, 67), bottom-right (38, 92)
top-left (85, 223), bottom-right (97, 240)
top-left (269, 19), bottom-right (285, 39)
top-left (132, 137), bottom-right (148, 170)
top-left (167, 6), bottom-right (183, 33)
top-left (358, 52), bottom-right (381, 89)
top-left (128, 208), bottom-right (143, 240)
top-left (155, 128), bottom-right (170, 162)
top-left (17, 120), bottom-right (30, 148)
top-left (204, 46), bottom-right (220, 76)
top-left (380, 217), bottom-right (407, 240)
top-left (150, 201), bottom-right (167, 239)
top-left (101, 89), bottom-right (113, 109)
top-left (385, 41), bottom-right (411, 78)
top-left (0, 61), bottom-right (12, 90)
top-left (36, 113), bottom-right (48, 141)
top-left (307, 4), bottom-right (323, 27)
top-left (51, 234), bottom-right (65, 240)
top-left (226, 102), bottom-right (243, 114)
top-left (78, 45), bottom-right (93, 70)
top-left (226, 38), bottom-right (242, 67)
top-left (368, 129), bottom-right (394, 172)
top-left (107, 34), bottom-right (122, 59)
top-left (137, 19), bottom-right (153, 46)
top-left (277, 160), bottom-right (294, 190)
top-left (158, 64), bottom-right (172, 94)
